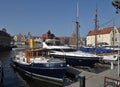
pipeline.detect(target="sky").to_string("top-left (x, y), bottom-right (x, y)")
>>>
top-left (0, 0), bottom-right (120, 37)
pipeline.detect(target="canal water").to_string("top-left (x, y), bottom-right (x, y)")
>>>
top-left (0, 51), bottom-right (62, 87)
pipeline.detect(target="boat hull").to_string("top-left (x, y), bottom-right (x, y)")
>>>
top-left (11, 61), bottom-right (67, 80)
top-left (51, 54), bottom-right (100, 67)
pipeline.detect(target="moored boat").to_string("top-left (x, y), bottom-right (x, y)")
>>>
top-left (11, 38), bottom-right (67, 81)
top-left (80, 47), bottom-right (118, 62)
top-left (42, 39), bottom-right (102, 67)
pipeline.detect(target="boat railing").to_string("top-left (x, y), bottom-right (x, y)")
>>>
top-left (60, 49), bottom-right (66, 60)
top-left (104, 76), bottom-right (120, 87)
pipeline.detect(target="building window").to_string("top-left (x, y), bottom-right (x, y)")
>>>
top-left (113, 30), bottom-right (114, 34)
top-left (112, 37), bottom-right (114, 41)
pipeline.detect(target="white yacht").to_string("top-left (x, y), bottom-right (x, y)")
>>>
top-left (42, 39), bottom-right (102, 67)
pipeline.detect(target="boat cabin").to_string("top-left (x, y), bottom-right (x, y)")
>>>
top-left (24, 48), bottom-right (49, 63)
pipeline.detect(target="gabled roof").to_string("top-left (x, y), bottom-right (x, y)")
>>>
top-left (87, 27), bottom-right (114, 36)
top-left (117, 28), bottom-right (120, 33)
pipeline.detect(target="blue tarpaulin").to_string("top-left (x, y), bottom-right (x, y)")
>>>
top-left (80, 47), bottom-right (116, 53)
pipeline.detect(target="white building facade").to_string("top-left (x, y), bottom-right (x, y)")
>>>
top-left (86, 26), bottom-right (120, 47)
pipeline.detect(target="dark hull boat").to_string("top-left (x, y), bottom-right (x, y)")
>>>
top-left (12, 59), bottom-right (66, 80)
top-left (11, 48), bottom-right (67, 81)
top-left (50, 54), bottom-right (100, 67)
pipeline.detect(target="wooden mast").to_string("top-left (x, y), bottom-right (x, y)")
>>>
top-left (76, 1), bottom-right (79, 49)
top-left (94, 5), bottom-right (99, 48)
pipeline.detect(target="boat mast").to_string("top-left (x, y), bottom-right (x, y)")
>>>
top-left (76, 1), bottom-right (79, 49)
top-left (94, 5), bottom-right (99, 48)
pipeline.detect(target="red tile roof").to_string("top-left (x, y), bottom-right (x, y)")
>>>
top-left (87, 27), bottom-right (114, 36)
top-left (118, 28), bottom-right (120, 33)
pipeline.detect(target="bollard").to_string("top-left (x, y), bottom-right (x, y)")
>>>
top-left (110, 61), bottom-right (113, 69)
top-left (79, 75), bottom-right (85, 87)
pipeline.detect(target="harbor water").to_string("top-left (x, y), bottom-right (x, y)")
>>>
top-left (0, 51), bottom-right (62, 87)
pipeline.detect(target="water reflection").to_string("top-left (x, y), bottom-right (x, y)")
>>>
top-left (12, 67), bottom-right (63, 87)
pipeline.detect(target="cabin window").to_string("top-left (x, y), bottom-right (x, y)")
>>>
top-left (43, 51), bottom-right (48, 56)
top-left (38, 51), bottom-right (42, 56)
top-left (17, 57), bottom-right (20, 60)
top-left (28, 52), bottom-right (31, 57)
top-left (23, 58), bottom-right (25, 62)
top-left (112, 37), bottom-right (114, 41)
top-left (54, 49), bottom-right (61, 51)
top-left (113, 30), bottom-right (114, 34)
top-left (33, 51), bottom-right (36, 57)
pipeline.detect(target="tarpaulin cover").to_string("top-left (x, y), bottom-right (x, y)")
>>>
top-left (80, 47), bottom-right (116, 53)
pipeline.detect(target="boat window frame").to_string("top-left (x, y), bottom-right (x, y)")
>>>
top-left (25, 49), bottom-right (49, 59)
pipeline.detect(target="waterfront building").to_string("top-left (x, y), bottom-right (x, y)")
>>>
top-left (41, 30), bottom-right (55, 41)
top-left (33, 36), bottom-right (42, 43)
top-left (13, 33), bottom-right (26, 42)
top-left (86, 26), bottom-right (120, 47)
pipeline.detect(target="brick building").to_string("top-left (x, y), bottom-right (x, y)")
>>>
top-left (41, 30), bottom-right (55, 41)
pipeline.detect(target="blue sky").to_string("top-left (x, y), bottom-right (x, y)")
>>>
top-left (0, 0), bottom-right (120, 37)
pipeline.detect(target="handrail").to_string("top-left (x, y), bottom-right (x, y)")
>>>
top-left (104, 76), bottom-right (120, 87)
